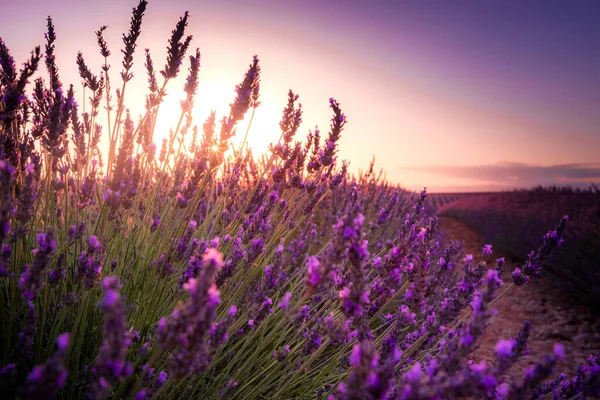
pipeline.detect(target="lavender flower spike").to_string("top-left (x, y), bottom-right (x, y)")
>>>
top-left (22, 333), bottom-right (70, 399)
top-left (93, 277), bottom-right (132, 395)
top-left (156, 248), bottom-right (224, 377)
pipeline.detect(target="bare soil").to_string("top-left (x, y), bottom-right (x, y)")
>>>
top-left (440, 216), bottom-right (600, 379)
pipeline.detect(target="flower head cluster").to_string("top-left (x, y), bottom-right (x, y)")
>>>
top-left (121, 0), bottom-right (148, 82)
top-left (75, 236), bottom-right (105, 289)
top-left (157, 248), bottom-right (232, 377)
top-left (93, 277), bottom-right (133, 393)
top-left (512, 215), bottom-right (568, 285)
top-left (19, 229), bottom-right (57, 300)
top-left (161, 11), bottom-right (192, 80)
top-left (22, 333), bottom-right (70, 399)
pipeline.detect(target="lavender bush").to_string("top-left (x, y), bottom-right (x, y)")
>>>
top-left (1, 2), bottom-right (599, 399)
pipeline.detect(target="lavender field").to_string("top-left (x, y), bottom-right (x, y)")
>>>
top-left (436, 187), bottom-right (600, 311)
top-left (1, 1), bottom-right (599, 399)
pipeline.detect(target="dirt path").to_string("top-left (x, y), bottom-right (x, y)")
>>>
top-left (440, 216), bottom-right (600, 378)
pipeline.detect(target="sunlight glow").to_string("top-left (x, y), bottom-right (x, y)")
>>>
top-left (152, 82), bottom-right (284, 157)
top-left (232, 102), bottom-right (282, 153)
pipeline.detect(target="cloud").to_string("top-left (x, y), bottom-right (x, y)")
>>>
top-left (397, 162), bottom-right (600, 189)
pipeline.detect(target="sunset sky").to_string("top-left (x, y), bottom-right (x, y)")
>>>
top-left (2, 0), bottom-right (599, 192)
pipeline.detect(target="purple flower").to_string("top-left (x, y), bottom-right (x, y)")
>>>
top-left (273, 345), bottom-right (291, 362)
top-left (495, 339), bottom-right (516, 358)
top-left (279, 292), bottom-right (292, 311)
top-left (150, 213), bottom-right (161, 232)
top-left (19, 229), bottom-right (56, 300)
top-left (306, 256), bottom-right (322, 291)
top-left (75, 236), bottom-right (105, 289)
top-left (155, 371), bottom-right (167, 387)
top-left (512, 267), bottom-right (529, 285)
top-left (161, 11), bottom-right (192, 80)
top-left (554, 343), bottom-right (566, 360)
top-left (319, 99), bottom-right (346, 167)
top-left (14, 163), bottom-right (39, 238)
top-left (23, 333), bottom-right (69, 399)
top-left (93, 277), bottom-right (132, 394)
top-left (335, 341), bottom-right (397, 400)
top-left (156, 249), bottom-right (224, 377)
top-left (482, 244), bottom-right (493, 259)
top-left (349, 344), bottom-right (362, 367)
top-left (0, 363), bottom-right (16, 384)
top-left (404, 362), bottom-right (422, 385)
top-left (228, 305), bottom-right (238, 317)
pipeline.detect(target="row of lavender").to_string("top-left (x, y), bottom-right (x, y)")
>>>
top-left (425, 193), bottom-right (498, 214)
top-left (1, 1), bottom-right (598, 399)
top-left (425, 194), bottom-right (461, 213)
top-left (438, 187), bottom-right (600, 311)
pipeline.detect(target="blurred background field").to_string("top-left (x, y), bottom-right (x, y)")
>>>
top-left (430, 186), bottom-right (600, 311)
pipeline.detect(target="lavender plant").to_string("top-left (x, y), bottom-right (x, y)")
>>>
top-left (0, 2), bottom-right (598, 399)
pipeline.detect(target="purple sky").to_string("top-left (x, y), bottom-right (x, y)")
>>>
top-left (2, 0), bottom-right (599, 192)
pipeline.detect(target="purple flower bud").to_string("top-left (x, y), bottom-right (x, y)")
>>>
top-left (22, 329), bottom-right (69, 398)
top-left (405, 362), bottom-right (422, 383)
top-left (89, 236), bottom-right (102, 252)
top-left (349, 344), bottom-right (362, 367)
top-left (56, 333), bottom-right (69, 351)
top-left (306, 257), bottom-right (321, 286)
top-left (228, 305), bottom-right (237, 317)
top-left (94, 276), bottom-right (132, 392)
top-left (155, 370), bottom-right (167, 387)
top-left (203, 248), bottom-right (224, 269)
top-left (279, 292), bottom-right (292, 310)
top-left (416, 227), bottom-right (427, 242)
top-left (486, 269), bottom-right (503, 287)
top-left (183, 278), bottom-right (197, 292)
top-left (482, 244), bottom-right (493, 258)
top-left (554, 343), bottom-right (565, 360)
top-left (512, 267), bottom-right (529, 285)
top-left (495, 339), bottom-right (516, 358)
top-left (207, 285), bottom-right (221, 307)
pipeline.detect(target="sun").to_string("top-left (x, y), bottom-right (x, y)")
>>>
top-left (152, 83), bottom-right (283, 157)
top-left (231, 102), bottom-right (282, 154)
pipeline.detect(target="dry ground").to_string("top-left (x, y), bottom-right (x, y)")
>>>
top-left (440, 216), bottom-right (600, 379)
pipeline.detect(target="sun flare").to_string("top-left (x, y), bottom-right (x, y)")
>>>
top-left (152, 82), bottom-right (283, 157)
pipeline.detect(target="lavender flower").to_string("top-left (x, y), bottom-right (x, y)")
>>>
top-left (121, 1), bottom-right (148, 82)
top-left (334, 341), bottom-right (399, 400)
top-left (93, 277), bottom-right (132, 394)
top-left (319, 98), bottom-right (346, 167)
top-left (19, 229), bottom-right (57, 300)
top-left (0, 159), bottom-right (16, 246)
top-left (161, 11), bottom-right (192, 80)
top-left (22, 333), bottom-right (69, 399)
top-left (75, 235), bottom-right (105, 289)
top-left (44, 16), bottom-right (61, 91)
top-left (217, 56), bottom-right (261, 154)
top-left (181, 48), bottom-right (200, 114)
top-left (14, 163), bottom-right (38, 238)
top-left (279, 292), bottom-right (292, 311)
top-left (157, 248), bottom-right (224, 377)
top-left (274, 90), bottom-right (302, 159)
